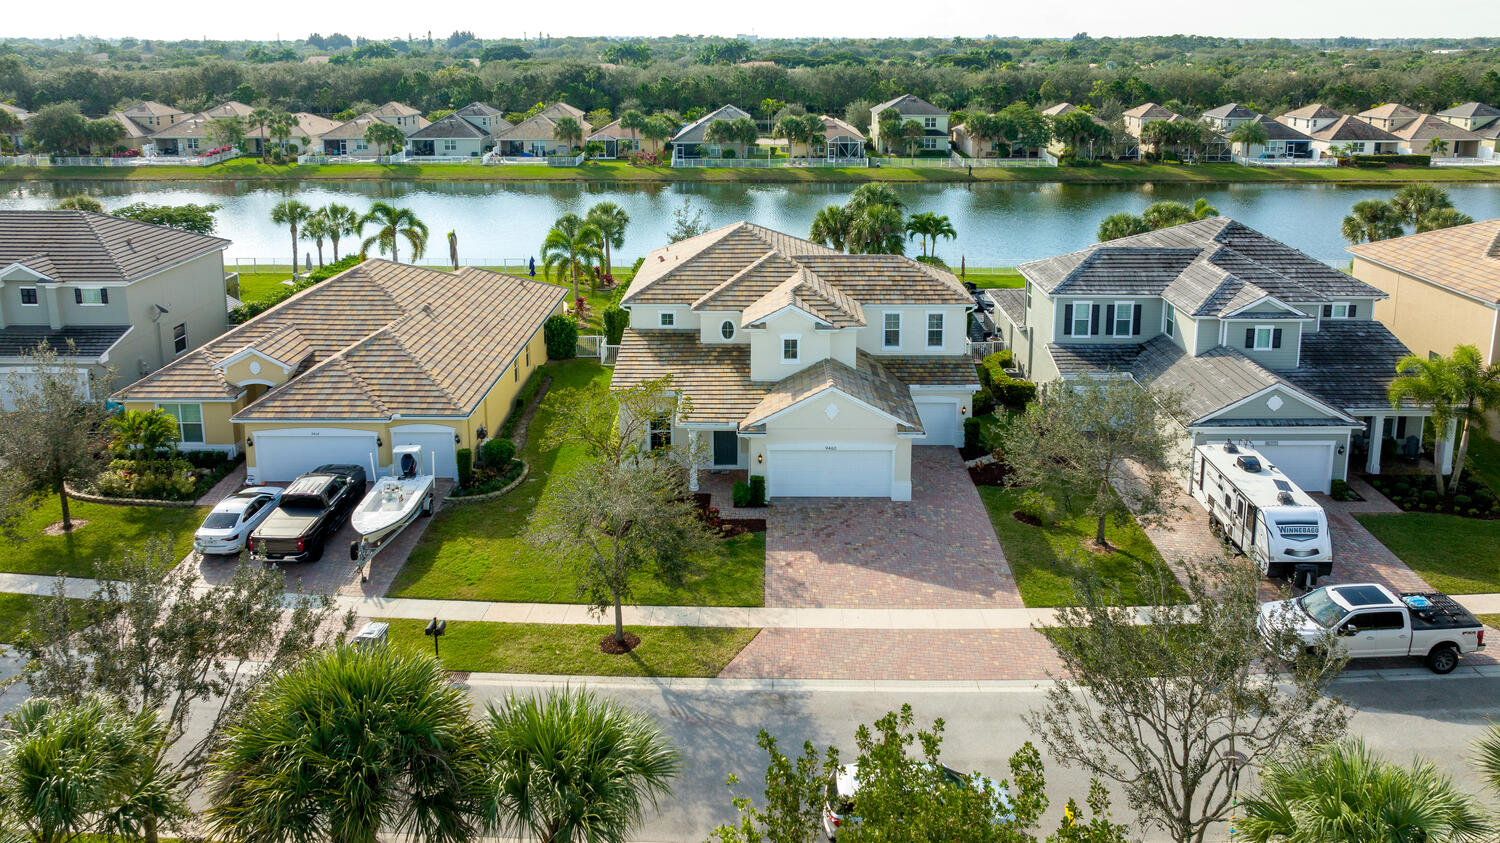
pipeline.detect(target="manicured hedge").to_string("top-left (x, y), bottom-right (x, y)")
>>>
top-left (1351, 154), bottom-right (1431, 167)
top-left (230, 254), bottom-right (365, 323)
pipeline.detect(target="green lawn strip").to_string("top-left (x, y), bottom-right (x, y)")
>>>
top-left (7, 158), bottom-right (1499, 184)
top-left (381, 618), bottom-right (759, 677)
top-left (235, 270), bottom-right (295, 303)
top-left (965, 270), bottom-right (1024, 289)
top-left (389, 360), bottom-right (765, 605)
top-left (977, 486), bottom-right (1185, 607)
top-left (1, 497), bottom-right (205, 577)
top-left (0, 593), bottom-right (95, 644)
top-left (1355, 512), bottom-right (1500, 595)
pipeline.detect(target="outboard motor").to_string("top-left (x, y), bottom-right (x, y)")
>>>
top-left (400, 452), bottom-right (417, 478)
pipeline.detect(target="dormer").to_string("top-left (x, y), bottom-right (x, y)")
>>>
top-left (214, 325), bottom-right (312, 388)
top-left (743, 269), bottom-right (863, 380)
top-left (1218, 296), bottom-right (1312, 370)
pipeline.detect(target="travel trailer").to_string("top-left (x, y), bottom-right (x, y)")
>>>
top-left (1190, 441), bottom-right (1332, 582)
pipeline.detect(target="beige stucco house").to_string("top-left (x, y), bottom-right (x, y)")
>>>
top-left (0, 210), bottom-right (229, 407)
top-left (612, 222), bottom-right (979, 502)
top-left (113, 260), bottom-right (565, 481)
top-left (1348, 218), bottom-right (1500, 367)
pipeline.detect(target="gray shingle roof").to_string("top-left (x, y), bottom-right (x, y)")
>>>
top-left (1132, 336), bottom-right (1352, 424)
top-left (454, 102), bottom-right (502, 117)
top-left (1309, 115), bottom-right (1400, 142)
top-left (0, 210), bottom-right (228, 285)
top-left (669, 104), bottom-right (753, 144)
top-left (408, 113), bottom-right (488, 140)
top-left (1047, 343), bottom-right (1144, 375)
top-left (1202, 103), bottom-right (1259, 121)
top-left (1437, 102), bottom-right (1500, 119)
top-left (1254, 115), bottom-right (1314, 142)
top-left (1281, 104), bottom-right (1344, 120)
top-left (1283, 321), bottom-right (1416, 410)
top-left (872, 94), bottom-right (947, 117)
top-left (989, 288), bottom-right (1026, 326)
top-left (0, 325), bottom-right (130, 360)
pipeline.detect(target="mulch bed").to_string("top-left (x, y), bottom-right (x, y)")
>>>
top-left (599, 631), bottom-right (642, 655)
top-left (1011, 510), bottom-right (1042, 526)
top-left (720, 517), bottom-right (767, 534)
top-left (969, 461), bottom-right (1012, 487)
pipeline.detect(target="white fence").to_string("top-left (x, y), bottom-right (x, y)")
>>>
top-left (954, 152), bottom-right (1059, 168)
top-left (672, 156), bottom-right (791, 168)
top-left (1432, 157), bottom-right (1500, 167)
top-left (398, 155), bottom-right (482, 165)
top-left (1232, 155), bottom-right (1337, 168)
top-left (232, 256), bottom-right (534, 273)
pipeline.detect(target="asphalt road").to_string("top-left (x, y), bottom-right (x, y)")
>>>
top-left (464, 673), bottom-right (1500, 843)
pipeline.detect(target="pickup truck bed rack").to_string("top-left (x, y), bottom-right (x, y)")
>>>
top-left (1401, 592), bottom-right (1480, 630)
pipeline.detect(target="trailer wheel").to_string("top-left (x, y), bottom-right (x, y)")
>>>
top-left (422, 493), bottom-right (433, 516)
top-left (1427, 644), bottom-right (1459, 674)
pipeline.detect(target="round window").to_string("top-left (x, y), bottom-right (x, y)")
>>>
top-left (720, 320), bottom-right (735, 340)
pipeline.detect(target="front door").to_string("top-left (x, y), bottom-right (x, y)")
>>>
top-left (713, 431), bottom-right (738, 466)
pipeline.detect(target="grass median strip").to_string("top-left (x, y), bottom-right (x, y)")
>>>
top-left (1355, 512), bottom-right (1500, 594)
top-left (380, 618), bottom-right (759, 677)
top-left (1, 497), bottom-right (204, 578)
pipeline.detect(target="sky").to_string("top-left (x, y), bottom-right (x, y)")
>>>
top-left (6, 0), bottom-right (1500, 41)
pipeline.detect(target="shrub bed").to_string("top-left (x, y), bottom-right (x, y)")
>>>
top-left (1367, 474), bottom-right (1500, 518)
top-left (229, 254), bottom-right (363, 323)
top-left (450, 451), bottom-right (524, 498)
top-left (92, 449), bottom-right (241, 502)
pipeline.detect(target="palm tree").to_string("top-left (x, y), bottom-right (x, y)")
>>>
top-left (109, 408), bottom-right (180, 462)
top-left (809, 205), bottom-right (853, 252)
top-left (364, 121), bottom-right (406, 159)
top-left (618, 109), bottom-right (647, 148)
top-left (772, 114), bottom-right (804, 158)
top-left (322, 202), bottom-right (360, 261)
top-left (964, 112), bottom-right (1004, 157)
top-left (1228, 119), bottom-right (1270, 157)
top-left (900, 119), bottom-right (925, 157)
top-left (1097, 212), bottom-right (1151, 241)
top-left (1390, 345), bottom-right (1500, 493)
top-left (0, 695), bottom-right (182, 843)
top-left (586, 201), bottom-right (630, 277)
top-left (270, 198), bottom-right (313, 278)
top-left (1239, 739), bottom-right (1490, 843)
top-left (302, 209), bottom-right (332, 267)
top-left (1425, 136), bottom-right (1451, 157)
top-left (905, 211), bottom-right (956, 258)
top-left (541, 212), bottom-right (605, 301)
top-left (642, 115), bottom-right (675, 154)
top-left (1191, 197), bottom-right (1219, 219)
top-left (703, 118), bottom-right (737, 157)
top-left (478, 688), bottom-right (679, 843)
top-left (205, 646), bottom-right (482, 843)
top-left (248, 106), bottom-right (272, 157)
top-left (849, 204), bottom-right (906, 255)
top-left (846, 182), bottom-right (905, 214)
top-left (1341, 199), bottom-right (1405, 245)
top-left (1391, 184), bottom-right (1454, 228)
top-left (267, 109), bottom-right (297, 154)
top-left (54, 195), bottom-right (103, 212)
top-left (1472, 723), bottom-right (1500, 797)
top-left (1417, 207), bottom-right (1476, 232)
top-left (359, 201), bottom-right (429, 263)
top-left (877, 108), bottom-right (903, 153)
top-left (553, 116), bottom-right (584, 152)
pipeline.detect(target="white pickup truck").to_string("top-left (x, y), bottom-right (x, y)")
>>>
top-left (1260, 583), bottom-right (1486, 674)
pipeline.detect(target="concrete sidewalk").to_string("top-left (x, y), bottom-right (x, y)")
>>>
top-left (6, 571), bottom-right (1500, 631)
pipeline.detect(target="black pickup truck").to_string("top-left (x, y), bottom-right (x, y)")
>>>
top-left (249, 464), bottom-right (366, 563)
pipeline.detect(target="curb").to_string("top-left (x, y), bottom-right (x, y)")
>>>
top-left (63, 484), bottom-right (201, 509)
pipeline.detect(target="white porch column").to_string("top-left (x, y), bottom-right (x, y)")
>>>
top-left (1366, 415), bottom-right (1385, 475)
top-left (687, 430), bottom-right (699, 492)
top-left (1437, 419), bottom-right (1458, 476)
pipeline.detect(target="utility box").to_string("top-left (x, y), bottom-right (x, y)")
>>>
top-left (352, 621), bottom-right (389, 649)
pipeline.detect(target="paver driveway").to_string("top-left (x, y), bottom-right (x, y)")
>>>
top-left (764, 447), bottom-right (1022, 609)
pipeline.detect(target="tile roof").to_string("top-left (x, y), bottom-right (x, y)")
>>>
top-left (0, 210), bottom-right (228, 285)
top-left (108, 112), bottom-right (154, 139)
top-left (989, 288), bottom-right (1026, 326)
top-left (611, 329), bottom-right (766, 424)
top-left (1047, 343), bottom-right (1144, 376)
top-left (1123, 102), bottom-right (1183, 122)
top-left (1357, 103), bottom-right (1420, 124)
top-left (1042, 102), bottom-right (1107, 125)
top-left (233, 324), bottom-right (312, 368)
top-left (0, 325), bottom-right (130, 360)
top-left (1389, 113), bottom-right (1484, 142)
top-left (1283, 321), bottom-right (1415, 410)
top-left (818, 115), bottom-right (865, 140)
top-left (875, 354), bottom-right (982, 387)
top-left (1308, 115), bottom-right (1400, 142)
top-left (369, 101), bottom-right (421, 117)
top-left (1347, 218), bottom-right (1500, 304)
top-left (493, 104), bottom-right (591, 141)
top-left (114, 261), bottom-right (565, 419)
top-left (872, 95), bottom-right (947, 117)
top-left (319, 114), bottom-right (384, 140)
top-left (741, 352), bottom-right (922, 432)
top-left (587, 119), bottom-right (636, 140)
top-left (202, 101), bottom-right (254, 119)
top-left (1022, 218), bottom-right (1380, 314)
top-left (121, 101), bottom-right (185, 118)
top-left (1437, 102), bottom-right (1500, 119)
top-left (1202, 103), bottom-right (1259, 121)
top-left (1281, 104), bottom-right (1344, 120)
top-left (1, 102), bottom-right (33, 121)
top-left (408, 113), bottom-right (489, 140)
top-left (669, 104), bottom-right (753, 144)
top-left (741, 267), bottom-right (866, 328)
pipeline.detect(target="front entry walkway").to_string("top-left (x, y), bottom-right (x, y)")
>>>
top-left (762, 447), bottom-right (1023, 609)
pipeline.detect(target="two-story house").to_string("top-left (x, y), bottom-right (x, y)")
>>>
top-left (669, 104), bottom-right (754, 160)
top-left (990, 218), bottom-right (1442, 493)
top-left (870, 95), bottom-right (950, 154)
top-left (612, 222), bottom-right (979, 501)
top-left (1436, 102), bottom-right (1500, 159)
top-left (0, 210), bottom-right (229, 407)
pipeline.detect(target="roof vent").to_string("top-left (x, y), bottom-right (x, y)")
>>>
top-left (421, 303), bottom-right (434, 317)
top-left (126, 238), bottom-right (135, 251)
top-left (1277, 491), bottom-right (1295, 505)
top-left (1223, 442), bottom-right (1239, 454)
top-left (1235, 455), bottom-right (1263, 473)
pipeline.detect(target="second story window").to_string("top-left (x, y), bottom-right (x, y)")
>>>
top-left (923, 117), bottom-right (937, 129)
top-left (75, 288), bottom-right (107, 305)
top-left (926, 313), bottom-right (944, 347)
top-left (1247, 325), bottom-right (1281, 350)
top-left (172, 323), bottom-right (187, 354)
top-left (883, 312), bottom-right (901, 347)
top-left (1165, 306), bottom-right (1176, 338)
top-left (20, 287), bottom-right (38, 306)
top-left (1113, 302), bottom-right (1133, 336)
top-left (658, 311), bottom-right (675, 327)
top-left (1324, 302), bottom-right (1357, 319)
top-left (782, 336), bottom-right (800, 362)
top-left (1070, 302), bottom-right (1092, 336)
top-left (720, 320), bottom-right (735, 340)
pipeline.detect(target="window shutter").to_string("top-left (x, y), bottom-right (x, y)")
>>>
top-left (1063, 304), bottom-right (1073, 335)
top-left (99, 288), bottom-right (108, 304)
top-left (1090, 304), bottom-right (1100, 335)
top-left (1348, 304), bottom-right (1357, 318)
top-left (1132, 304), bottom-right (1143, 335)
top-left (1272, 328), bottom-right (1283, 349)
top-left (1323, 304), bottom-right (1332, 317)
top-left (1105, 304), bottom-right (1116, 335)
top-left (74, 288), bottom-right (82, 304)
top-left (1244, 328), bottom-right (1255, 348)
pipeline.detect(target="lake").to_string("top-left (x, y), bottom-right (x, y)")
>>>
top-left (3, 179), bottom-right (1498, 268)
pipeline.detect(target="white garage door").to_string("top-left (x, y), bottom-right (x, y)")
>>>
top-left (252, 429), bottom-right (379, 483)
top-left (768, 448), bottom-right (893, 498)
top-left (391, 426), bottom-right (459, 479)
top-left (913, 398), bottom-right (962, 447)
top-left (1254, 442), bottom-right (1335, 494)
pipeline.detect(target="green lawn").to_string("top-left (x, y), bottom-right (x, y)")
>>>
top-left (1479, 614), bottom-right (1500, 629)
top-left (235, 271), bottom-right (296, 303)
top-left (1355, 512), bottom-right (1500, 594)
top-left (965, 269), bottom-right (1025, 289)
top-left (0, 593), bottom-right (94, 644)
top-left (1465, 434), bottom-right (1500, 498)
top-left (1, 496), bottom-right (205, 577)
top-left (389, 359), bottom-right (765, 605)
top-left (382, 618), bottom-right (758, 677)
top-left (7, 157), bottom-right (1500, 185)
top-left (978, 486), bottom-right (1186, 606)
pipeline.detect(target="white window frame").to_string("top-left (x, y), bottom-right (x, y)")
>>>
top-left (19, 286), bottom-right (38, 306)
top-left (658, 310), bottom-right (675, 327)
top-left (781, 334), bottom-right (800, 363)
top-left (157, 402), bottom-right (204, 443)
top-left (923, 116), bottom-right (938, 129)
top-left (883, 312), bottom-right (901, 348)
top-left (1164, 305), bottom-right (1175, 338)
top-left (719, 319), bottom-right (735, 341)
top-left (78, 288), bottom-right (106, 306)
top-left (921, 136), bottom-right (939, 150)
top-left (1252, 324), bottom-right (1275, 350)
top-left (172, 323), bottom-right (187, 354)
top-left (442, 139), bottom-right (458, 152)
top-left (1113, 300), bottom-right (1133, 337)
top-left (925, 311), bottom-right (945, 348)
top-left (1329, 302), bottom-right (1352, 319)
top-left (1071, 300), bottom-right (1092, 337)
top-left (185, 138), bottom-right (198, 150)
top-left (355, 140), bottom-right (368, 151)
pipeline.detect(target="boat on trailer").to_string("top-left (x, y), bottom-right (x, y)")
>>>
top-left (349, 444), bottom-right (435, 567)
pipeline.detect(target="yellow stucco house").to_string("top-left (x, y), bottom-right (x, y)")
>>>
top-left (112, 259), bottom-right (565, 483)
top-left (1348, 218), bottom-right (1500, 366)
